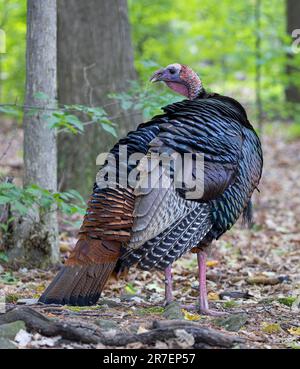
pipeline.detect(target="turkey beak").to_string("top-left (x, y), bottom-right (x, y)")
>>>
top-left (149, 68), bottom-right (164, 83)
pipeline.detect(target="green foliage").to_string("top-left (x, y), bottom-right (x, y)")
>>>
top-left (285, 123), bottom-right (300, 141)
top-left (261, 322), bottom-right (282, 334)
top-left (33, 91), bottom-right (49, 101)
top-left (65, 305), bottom-right (103, 312)
top-left (0, 271), bottom-right (19, 284)
top-left (109, 80), bottom-right (181, 119)
top-left (124, 282), bottom-right (137, 295)
top-left (0, 0), bottom-right (26, 103)
top-left (0, 250), bottom-right (8, 262)
top-left (52, 189), bottom-right (86, 217)
top-left (0, 182), bottom-right (86, 225)
top-left (4, 293), bottom-right (20, 303)
top-left (287, 343), bottom-right (300, 350)
top-left (1, 0), bottom-right (300, 124)
top-left (0, 102), bottom-right (118, 137)
top-left (60, 104), bottom-right (118, 137)
top-left (0, 105), bottom-right (19, 116)
top-left (128, 0), bottom-right (299, 122)
top-left (223, 300), bottom-right (238, 309)
top-left (277, 297), bottom-right (297, 307)
top-left (264, 121), bottom-right (300, 141)
top-left (44, 110), bottom-right (84, 134)
top-left (137, 306), bottom-right (165, 315)
top-left (44, 104), bottom-right (117, 136)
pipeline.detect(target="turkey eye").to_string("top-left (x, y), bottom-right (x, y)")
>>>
top-left (169, 68), bottom-right (176, 75)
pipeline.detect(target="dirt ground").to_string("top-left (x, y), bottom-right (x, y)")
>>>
top-left (0, 123), bottom-right (299, 349)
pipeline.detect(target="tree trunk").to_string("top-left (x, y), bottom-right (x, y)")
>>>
top-left (57, 0), bottom-right (141, 198)
top-left (285, 0), bottom-right (300, 104)
top-left (254, 0), bottom-right (263, 135)
top-left (7, 0), bottom-right (59, 268)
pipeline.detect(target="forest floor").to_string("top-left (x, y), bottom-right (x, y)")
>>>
top-left (0, 123), bottom-right (299, 349)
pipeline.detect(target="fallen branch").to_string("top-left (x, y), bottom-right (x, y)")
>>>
top-left (0, 307), bottom-right (245, 348)
top-left (152, 320), bottom-right (244, 348)
top-left (0, 307), bottom-right (103, 344)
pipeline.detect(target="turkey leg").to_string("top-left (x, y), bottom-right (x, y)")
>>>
top-left (164, 253), bottom-right (225, 316)
top-left (197, 250), bottom-right (226, 316)
top-left (197, 250), bottom-right (209, 311)
top-left (164, 265), bottom-right (173, 305)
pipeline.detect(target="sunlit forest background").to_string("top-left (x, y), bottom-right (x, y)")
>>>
top-left (1, 0), bottom-right (300, 118)
top-left (0, 0), bottom-right (299, 349)
top-left (1, 0), bottom-right (300, 198)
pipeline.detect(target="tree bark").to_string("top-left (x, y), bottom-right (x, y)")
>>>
top-left (255, 0), bottom-right (263, 135)
top-left (7, 0), bottom-right (59, 268)
top-left (57, 0), bottom-right (141, 197)
top-left (285, 0), bottom-right (300, 104)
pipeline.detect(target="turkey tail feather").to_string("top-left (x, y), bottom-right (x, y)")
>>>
top-left (39, 261), bottom-right (118, 306)
top-left (39, 186), bottom-right (135, 306)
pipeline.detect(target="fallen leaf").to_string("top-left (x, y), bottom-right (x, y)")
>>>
top-left (59, 242), bottom-right (72, 253)
top-left (182, 309), bottom-right (202, 321)
top-left (32, 336), bottom-right (61, 348)
top-left (206, 260), bottom-right (219, 268)
top-left (208, 292), bottom-right (220, 300)
top-left (17, 298), bottom-right (38, 305)
top-left (14, 329), bottom-right (32, 347)
top-left (137, 326), bottom-right (149, 334)
top-left (261, 322), bottom-right (282, 334)
top-left (219, 291), bottom-right (253, 300)
top-left (288, 327), bottom-right (300, 336)
top-left (124, 283), bottom-right (137, 295)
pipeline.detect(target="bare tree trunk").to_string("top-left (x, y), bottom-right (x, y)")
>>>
top-left (7, 0), bottom-right (59, 268)
top-left (285, 0), bottom-right (300, 104)
top-left (255, 0), bottom-right (263, 135)
top-left (57, 0), bottom-right (141, 197)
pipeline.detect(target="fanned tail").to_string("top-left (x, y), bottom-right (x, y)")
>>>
top-left (39, 185), bottom-right (135, 306)
top-left (39, 258), bottom-right (118, 306)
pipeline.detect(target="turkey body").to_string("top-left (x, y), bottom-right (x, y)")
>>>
top-left (39, 92), bottom-right (263, 306)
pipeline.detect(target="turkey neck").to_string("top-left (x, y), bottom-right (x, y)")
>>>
top-left (194, 88), bottom-right (218, 100)
top-left (195, 87), bottom-right (208, 99)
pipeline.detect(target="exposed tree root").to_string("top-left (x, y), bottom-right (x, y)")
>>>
top-left (0, 307), bottom-right (245, 348)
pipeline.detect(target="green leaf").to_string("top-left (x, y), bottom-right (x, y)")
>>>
top-left (278, 297), bottom-right (297, 307)
top-left (125, 283), bottom-right (137, 295)
top-left (65, 114), bottom-right (84, 132)
top-left (121, 100), bottom-right (133, 110)
top-left (0, 182), bottom-right (15, 190)
top-left (101, 123), bottom-right (117, 137)
top-left (12, 201), bottom-right (28, 215)
top-left (33, 91), bottom-right (49, 101)
top-left (0, 251), bottom-right (8, 263)
top-left (0, 272), bottom-right (19, 285)
top-left (0, 196), bottom-right (10, 205)
top-left (45, 113), bottom-right (61, 128)
top-left (0, 106), bottom-right (20, 116)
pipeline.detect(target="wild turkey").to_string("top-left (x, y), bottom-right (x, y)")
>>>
top-left (39, 63), bottom-right (263, 315)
